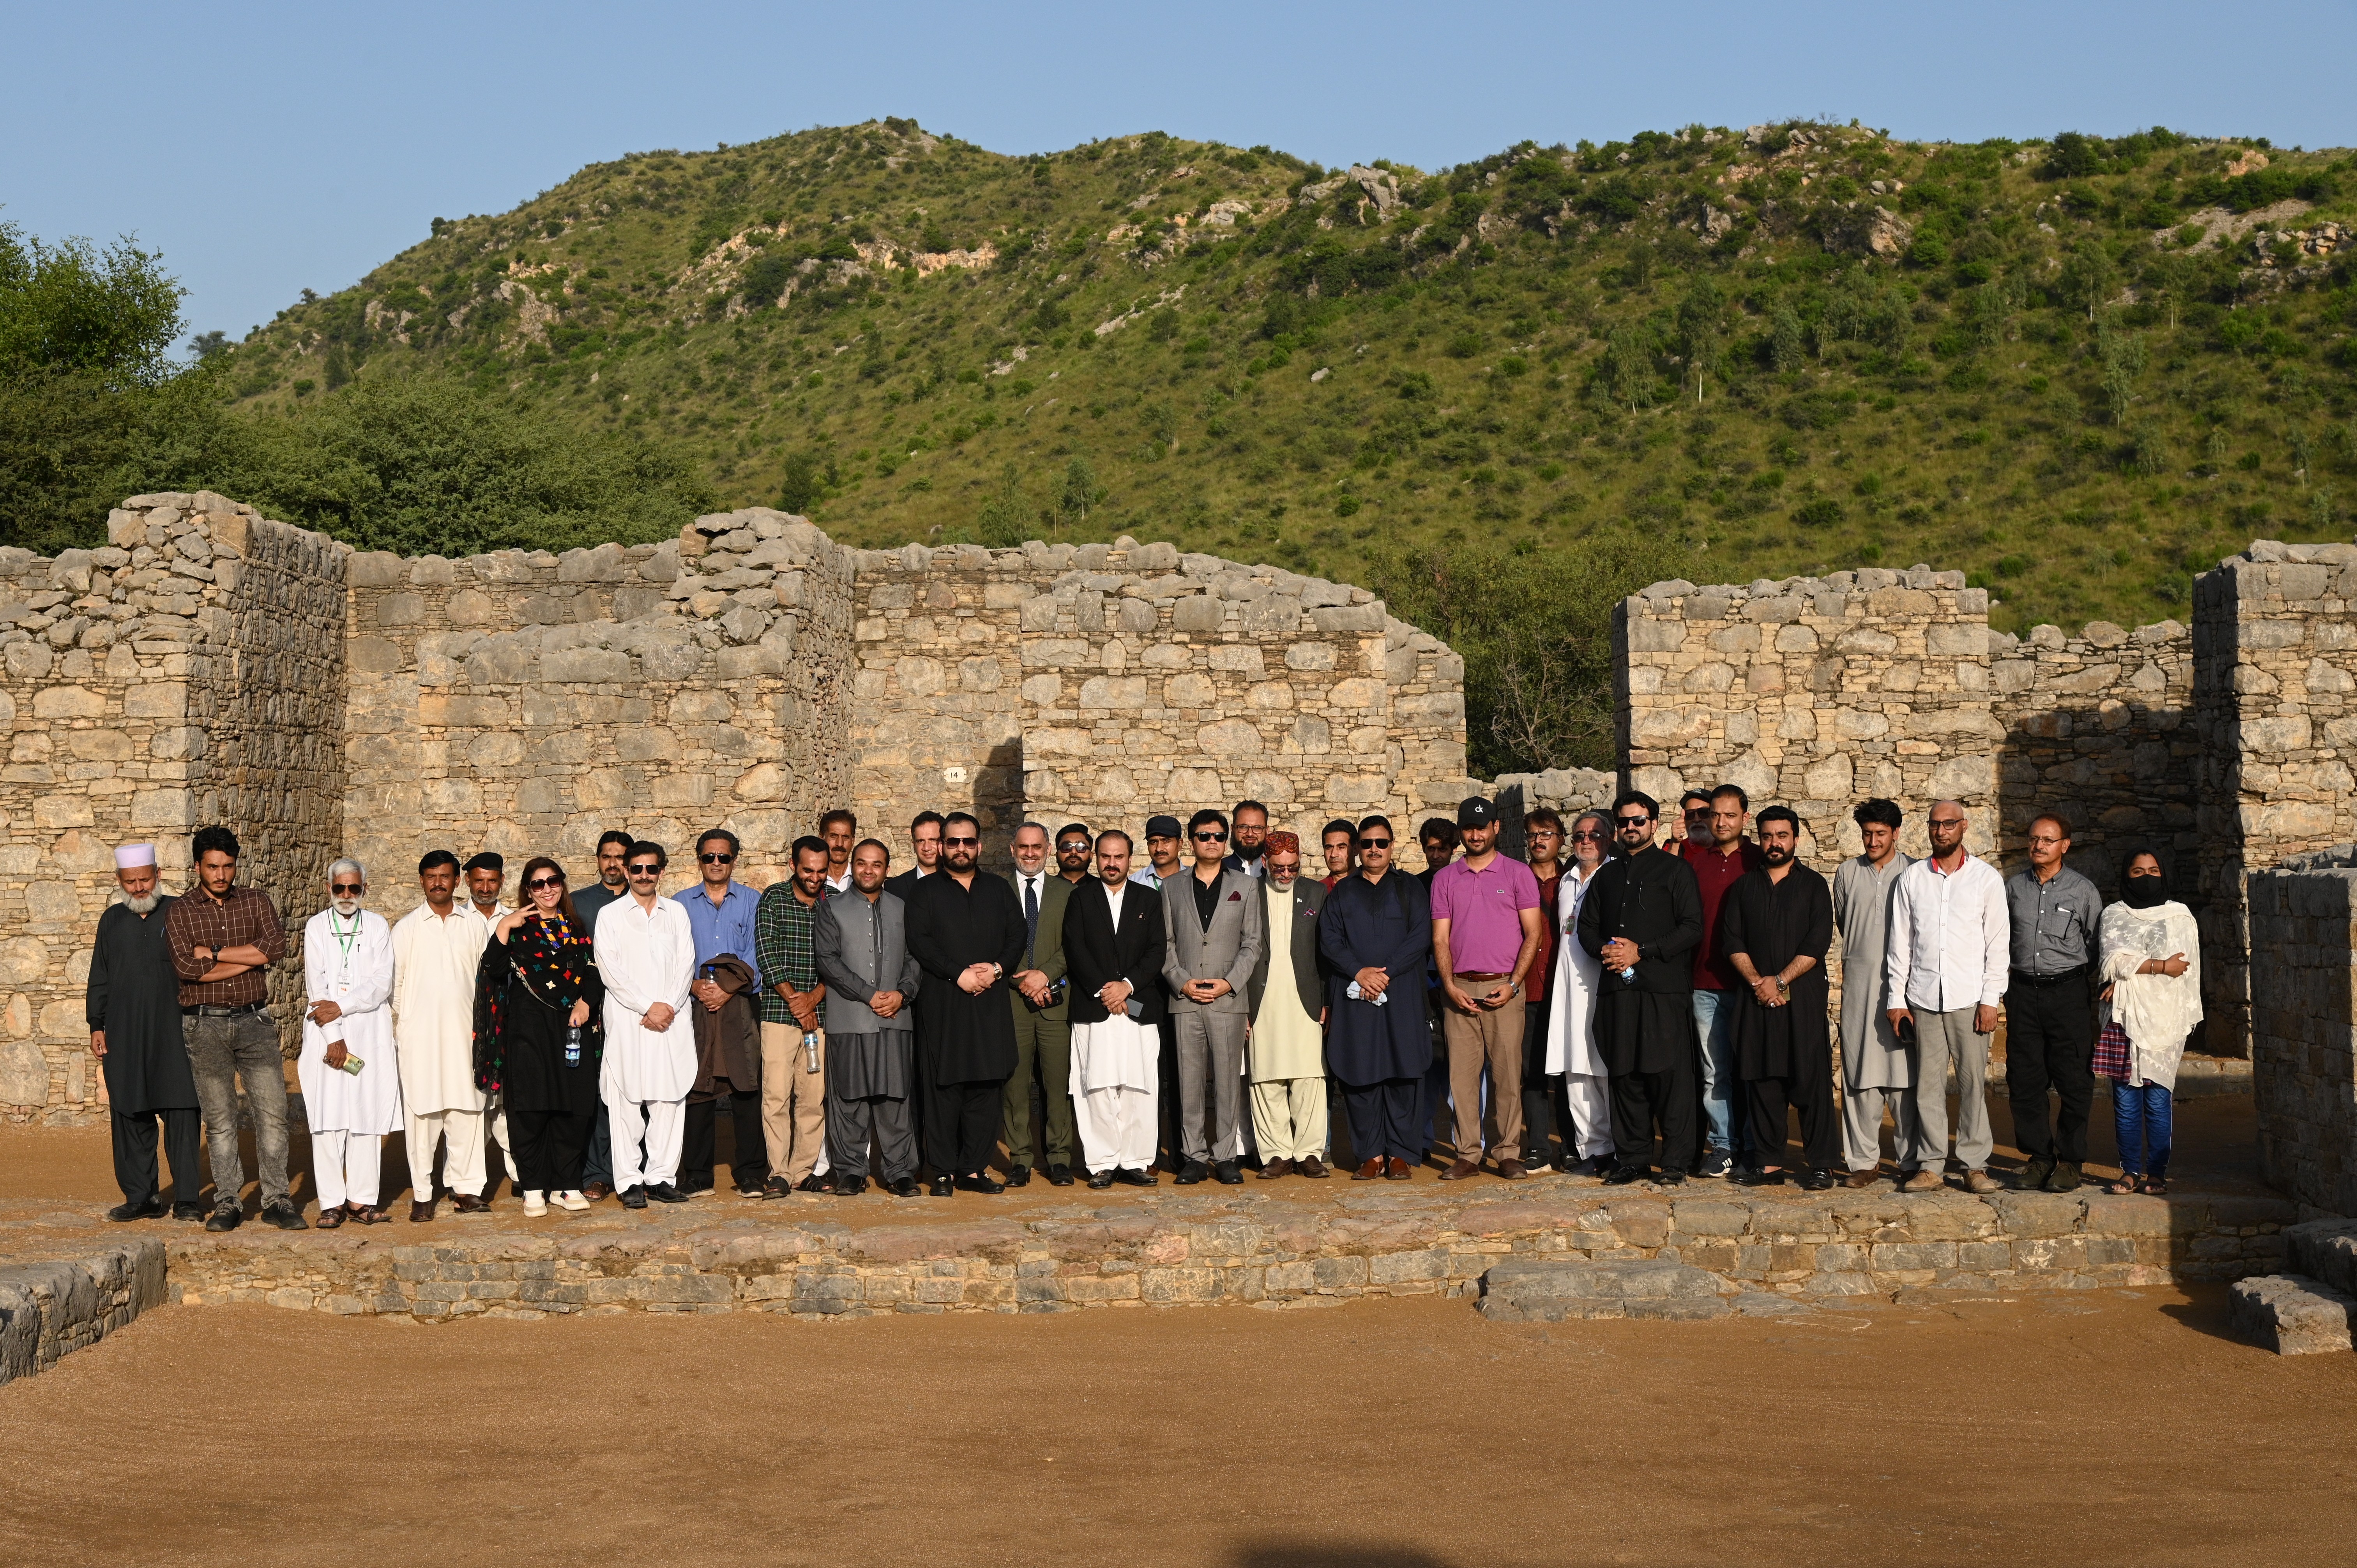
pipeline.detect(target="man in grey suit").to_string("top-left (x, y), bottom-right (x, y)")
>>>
top-left (1161, 808), bottom-right (1265, 1185)
top-left (813, 840), bottom-right (924, 1196)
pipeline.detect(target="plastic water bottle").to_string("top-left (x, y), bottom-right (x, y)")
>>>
top-left (802, 1029), bottom-right (820, 1073)
top-left (564, 1023), bottom-right (582, 1064)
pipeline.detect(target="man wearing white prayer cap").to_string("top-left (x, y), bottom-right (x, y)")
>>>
top-left (86, 843), bottom-right (204, 1221)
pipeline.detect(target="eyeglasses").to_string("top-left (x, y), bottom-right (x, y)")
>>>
top-left (1358, 836), bottom-right (1392, 849)
top-left (1928, 817), bottom-right (1965, 829)
top-left (1569, 830), bottom-right (1607, 843)
top-left (625, 863), bottom-right (661, 877)
top-left (331, 882), bottom-right (362, 895)
top-left (1614, 815), bottom-right (1652, 828)
top-left (943, 835), bottom-right (978, 846)
top-left (1194, 831), bottom-right (1228, 842)
top-left (699, 852), bottom-right (735, 864)
top-left (525, 876), bottom-right (563, 892)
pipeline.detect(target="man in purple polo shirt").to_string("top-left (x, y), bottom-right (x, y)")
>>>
top-left (1682, 782), bottom-right (1764, 1177)
top-left (1429, 796), bottom-right (1545, 1181)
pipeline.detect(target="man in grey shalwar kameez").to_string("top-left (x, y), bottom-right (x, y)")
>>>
top-left (813, 840), bottom-right (923, 1196)
top-left (1830, 798), bottom-right (1916, 1185)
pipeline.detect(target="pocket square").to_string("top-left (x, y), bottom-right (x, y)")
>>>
top-left (1226, 890), bottom-right (1242, 901)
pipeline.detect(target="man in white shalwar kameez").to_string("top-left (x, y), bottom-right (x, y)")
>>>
top-left (595, 842), bottom-right (697, 1207)
top-left (1541, 812), bottom-right (1616, 1175)
top-left (1064, 832), bottom-right (1167, 1187)
top-left (299, 860), bottom-right (402, 1223)
top-left (392, 849), bottom-right (493, 1219)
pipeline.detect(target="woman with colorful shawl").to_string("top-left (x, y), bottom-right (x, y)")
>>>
top-left (475, 856), bottom-right (604, 1216)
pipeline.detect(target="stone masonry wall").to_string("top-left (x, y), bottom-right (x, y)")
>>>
top-left (2247, 846), bottom-right (2357, 1218)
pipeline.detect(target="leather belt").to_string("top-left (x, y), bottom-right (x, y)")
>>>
top-left (1456, 971), bottom-right (1511, 982)
top-left (182, 1000), bottom-right (267, 1017)
top-left (2007, 966), bottom-right (2088, 989)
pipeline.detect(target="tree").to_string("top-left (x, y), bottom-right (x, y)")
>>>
top-left (1057, 455), bottom-right (1104, 532)
top-left (1676, 275), bottom-right (1725, 404)
top-left (1769, 304), bottom-right (1805, 372)
top-left (0, 222), bottom-right (186, 384)
top-left (779, 450), bottom-right (823, 513)
top-left (2057, 241), bottom-right (2117, 321)
top-left (975, 461), bottom-right (1036, 547)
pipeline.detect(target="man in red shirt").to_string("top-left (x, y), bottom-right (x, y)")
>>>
top-left (1680, 783), bottom-right (1763, 1177)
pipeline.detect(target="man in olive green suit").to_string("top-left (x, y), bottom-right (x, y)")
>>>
top-left (1003, 822), bottom-right (1077, 1186)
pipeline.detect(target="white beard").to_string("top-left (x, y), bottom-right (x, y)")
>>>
top-left (332, 897), bottom-right (361, 917)
top-left (121, 892), bottom-right (160, 914)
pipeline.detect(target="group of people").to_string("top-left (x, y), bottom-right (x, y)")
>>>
top-left (83, 786), bottom-right (2205, 1226)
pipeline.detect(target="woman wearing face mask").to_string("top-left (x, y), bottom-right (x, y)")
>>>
top-left (2094, 852), bottom-right (2201, 1195)
top-left (474, 857), bottom-right (604, 1217)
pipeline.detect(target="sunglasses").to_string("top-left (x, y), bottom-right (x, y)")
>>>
top-left (1358, 836), bottom-right (1392, 849)
top-left (626, 863), bottom-right (661, 877)
top-left (1569, 830), bottom-right (1607, 842)
top-left (699, 852), bottom-right (735, 864)
top-left (525, 876), bottom-right (563, 892)
top-left (1194, 831), bottom-right (1228, 842)
top-left (1615, 815), bottom-right (1652, 828)
top-left (331, 882), bottom-right (362, 895)
top-left (944, 835), bottom-right (978, 846)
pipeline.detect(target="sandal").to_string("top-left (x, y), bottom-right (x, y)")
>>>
top-left (315, 1206), bottom-right (346, 1229)
top-left (351, 1204), bottom-right (388, 1225)
top-left (2140, 1176), bottom-right (2168, 1195)
top-left (2105, 1174), bottom-right (2141, 1195)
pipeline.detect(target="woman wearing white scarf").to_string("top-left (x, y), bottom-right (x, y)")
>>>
top-left (2095, 852), bottom-right (2201, 1195)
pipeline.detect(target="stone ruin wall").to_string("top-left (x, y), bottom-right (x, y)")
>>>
top-left (2247, 847), bottom-right (2357, 1219)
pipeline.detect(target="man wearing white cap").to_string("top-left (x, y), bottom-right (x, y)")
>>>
top-left (87, 844), bottom-right (204, 1221)
top-left (297, 860), bottom-right (402, 1225)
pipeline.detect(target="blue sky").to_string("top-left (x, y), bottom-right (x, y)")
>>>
top-left (5, 1), bottom-right (2347, 353)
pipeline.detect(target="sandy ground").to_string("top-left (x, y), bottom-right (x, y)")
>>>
top-left (6, 1091), bottom-right (2268, 1223)
top-left (2, 1287), bottom-right (2352, 1567)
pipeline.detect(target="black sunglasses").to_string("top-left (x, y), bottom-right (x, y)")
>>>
top-left (1615, 815), bottom-right (1652, 828)
top-left (1194, 830), bottom-right (1228, 842)
top-left (625, 863), bottom-right (661, 876)
top-left (331, 882), bottom-right (362, 895)
top-left (1358, 836), bottom-right (1392, 848)
top-left (698, 852), bottom-right (735, 864)
top-left (525, 876), bottom-right (563, 892)
top-left (943, 835), bottom-right (979, 846)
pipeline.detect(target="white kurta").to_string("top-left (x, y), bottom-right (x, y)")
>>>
top-left (391, 903), bottom-right (491, 1116)
top-left (595, 895), bottom-right (697, 1104)
top-left (1831, 853), bottom-right (1916, 1091)
top-left (2098, 900), bottom-right (2203, 1089)
top-left (297, 908), bottom-right (403, 1135)
top-left (1542, 864), bottom-right (1607, 1077)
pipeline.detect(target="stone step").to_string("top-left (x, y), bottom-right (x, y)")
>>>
top-left (1478, 1258), bottom-right (1733, 1321)
top-left (0, 1240), bottom-right (167, 1385)
top-left (2286, 1217), bottom-right (2357, 1295)
top-left (2227, 1273), bottom-right (2357, 1355)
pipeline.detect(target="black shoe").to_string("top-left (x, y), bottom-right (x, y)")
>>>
top-left (1174, 1159), bottom-right (1210, 1186)
top-left (645, 1183), bottom-right (689, 1204)
top-left (2016, 1156), bottom-right (2055, 1192)
top-left (261, 1199), bottom-right (308, 1231)
top-left (1212, 1159), bottom-right (1244, 1186)
top-left (955, 1174), bottom-right (1006, 1195)
top-left (1735, 1167), bottom-right (1788, 1188)
top-left (1795, 1167), bottom-right (1836, 1192)
top-left (930, 1176), bottom-right (955, 1197)
top-left (204, 1202), bottom-right (242, 1231)
top-left (762, 1176), bottom-right (793, 1199)
top-left (1047, 1164), bottom-right (1074, 1187)
top-left (795, 1174), bottom-right (828, 1194)
top-left (107, 1199), bottom-right (165, 1222)
top-left (171, 1201), bottom-right (207, 1222)
top-left (1113, 1167), bottom-right (1157, 1187)
top-left (1655, 1171), bottom-right (1685, 1186)
top-left (1005, 1164), bottom-right (1032, 1188)
top-left (1602, 1164), bottom-right (1648, 1186)
top-left (834, 1175), bottom-right (869, 1196)
top-left (1087, 1170), bottom-right (1116, 1189)
top-left (620, 1185), bottom-right (649, 1210)
top-left (889, 1176), bottom-right (923, 1197)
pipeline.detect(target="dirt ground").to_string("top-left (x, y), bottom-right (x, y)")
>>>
top-left (2, 1286), bottom-right (2351, 1568)
top-left (2, 1090), bottom-right (2269, 1222)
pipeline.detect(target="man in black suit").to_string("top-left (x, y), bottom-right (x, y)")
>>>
top-left (1576, 790), bottom-right (1705, 1185)
top-left (1063, 829), bottom-right (1168, 1189)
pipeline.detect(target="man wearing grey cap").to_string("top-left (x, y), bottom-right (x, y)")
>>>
top-left (87, 844), bottom-right (203, 1221)
top-left (1428, 796), bottom-right (1544, 1180)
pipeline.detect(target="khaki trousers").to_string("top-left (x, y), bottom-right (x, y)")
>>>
top-left (1442, 1000), bottom-right (1525, 1159)
top-left (1249, 1077), bottom-right (1327, 1162)
top-left (760, 1022), bottom-right (827, 1183)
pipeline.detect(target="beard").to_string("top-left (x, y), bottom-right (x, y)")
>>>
top-left (121, 891), bottom-right (161, 914)
top-left (1234, 839), bottom-right (1264, 863)
top-left (332, 897), bottom-right (361, 916)
top-left (1762, 845), bottom-right (1793, 867)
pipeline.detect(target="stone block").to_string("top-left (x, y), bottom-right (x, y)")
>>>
top-left (2228, 1274), bottom-right (2357, 1355)
top-left (1477, 1258), bottom-right (1731, 1322)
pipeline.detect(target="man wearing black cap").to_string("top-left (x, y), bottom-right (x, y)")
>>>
top-left (1131, 816), bottom-right (1186, 891)
top-left (1428, 797), bottom-right (1544, 1180)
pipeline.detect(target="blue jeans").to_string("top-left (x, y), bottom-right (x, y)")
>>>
top-left (1692, 989), bottom-right (1741, 1157)
top-left (2112, 1080), bottom-right (2172, 1178)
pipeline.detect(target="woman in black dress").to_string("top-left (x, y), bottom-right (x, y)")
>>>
top-left (474, 856), bottom-right (603, 1216)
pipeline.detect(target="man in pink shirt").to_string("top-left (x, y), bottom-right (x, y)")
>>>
top-left (1681, 783), bottom-right (1764, 1177)
top-left (1429, 796), bottom-right (1544, 1181)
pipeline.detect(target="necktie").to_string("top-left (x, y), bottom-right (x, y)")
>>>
top-left (1024, 876), bottom-right (1040, 954)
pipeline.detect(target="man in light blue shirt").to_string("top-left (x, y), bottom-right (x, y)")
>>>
top-left (673, 827), bottom-right (767, 1196)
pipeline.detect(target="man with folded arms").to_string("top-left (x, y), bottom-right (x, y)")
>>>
top-left (87, 843), bottom-right (202, 1222)
top-left (1065, 830), bottom-right (1168, 1188)
top-left (1244, 832), bottom-right (1329, 1178)
top-left (1429, 796), bottom-right (1544, 1181)
top-left (393, 850), bottom-right (493, 1219)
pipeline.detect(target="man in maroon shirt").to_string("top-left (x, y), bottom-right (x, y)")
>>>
top-left (1517, 808), bottom-right (1566, 1169)
top-left (1680, 784), bottom-right (1763, 1177)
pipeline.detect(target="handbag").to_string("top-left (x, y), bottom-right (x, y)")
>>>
top-left (2093, 1020), bottom-right (2131, 1080)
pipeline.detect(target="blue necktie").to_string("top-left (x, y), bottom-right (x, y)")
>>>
top-left (1024, 876), bottom-right (1040, 955)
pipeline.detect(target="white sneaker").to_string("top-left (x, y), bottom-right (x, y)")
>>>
top-left (522, 1190), bottom-right (548, 1217)
top-left (551, 1189), bottom-right (590, 1211)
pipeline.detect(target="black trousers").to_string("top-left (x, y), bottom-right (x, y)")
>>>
top-left (1341, 1078), bottom-right (1423, 1164)
top-left (923, 1077), bottom-right (1002, 1176)
top-left (2006, 972), bottom-right (2097, 1163)
top-left (112, 1105), bottom-right (200, 1205)
top-left (682, 1089), bottom-right (768, 1192)
top-left (1518, 1001), bottom-right (1564, 1163)
top-left (1610, 1062), bottom-right (1699, 1171)
top-left (1746, 1074), bottom-right (1841, 1172)
top-left (1156, 1016), bottom-right (1184, 1172)
top-left (507, 1107), bottom-right (593, 1194)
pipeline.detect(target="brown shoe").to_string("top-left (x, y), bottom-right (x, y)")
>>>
top-left (408, 1198), bottom-right (436, 1222)
top-left (1497, 1158), bottom-right (1529, 1181)
top-left (1438, 1157), bottom-right (1480, 1181)
top-left (1384, 1157), bottom-right (1413, 1181)
top-left (449, 1192), bottom-right (489, 1214)
top-left (1842, 1167), bottom-right (1882, 1189)
top-left (1899, 1169), bottom-right (1945, 1193)
top-left (1297, 1156), bottom-right (1329, 1179)
top-left (1353, 1158), bottom-right (1385, 1181)
top-left (1964, 1169), bottom-right (2002, 1194)
top-left (581, 1181), bottom-right (612, 1202)
top-left (1257, 1158), bottom-right (1292, 1180)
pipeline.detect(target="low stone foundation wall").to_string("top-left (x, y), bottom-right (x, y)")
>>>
top-left (159, 1182), bottom-right (2294, 1323)
top-left (0, 1239), bottom-right (166, 1383)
